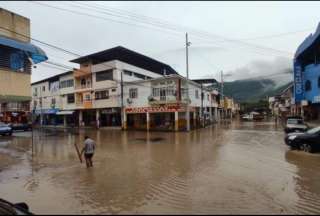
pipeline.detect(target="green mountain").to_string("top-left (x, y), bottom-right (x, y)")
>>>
top-left (222, 74), bottom-right (292, 103)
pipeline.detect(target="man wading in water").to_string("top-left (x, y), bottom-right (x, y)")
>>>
top-left (81, 136), bottom-right (96, 168)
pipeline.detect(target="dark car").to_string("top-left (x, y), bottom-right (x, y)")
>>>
top-left (0, 122), bottom-right (12, 136)
top-left (284, 116), bottom-right (308, 133)
top-left (9, 123), bottom-right (32, 131)
top-left (285, 126), bottom-right (320, 153)
top-left (0, 198), bottom-right (33, 215)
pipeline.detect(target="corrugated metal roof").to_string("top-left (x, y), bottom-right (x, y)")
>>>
top-left (70, 46), bottom-right (178, 76)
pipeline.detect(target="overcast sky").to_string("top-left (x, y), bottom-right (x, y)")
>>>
top-left (1, 1), bottom-right (320, 82)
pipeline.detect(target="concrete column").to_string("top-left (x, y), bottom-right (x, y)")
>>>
top-left (79, 110), bottom-right (83, 127)
top-left (63, 115), bottom-right (67, 127)
top-left (214, 108), bottom-right (218, 122)
top-left (175, 111), bottom-right (179, 131)
top-left (193, 111), bottom-right (197, 128)
top-left (123, 111), bottom-right (127, 130)
top-left (96, 109), bottom-right (100, 129)
top-left (185, 108), bottom-right (190, 131)
top-left (146, 112), bottom-right (150, 131)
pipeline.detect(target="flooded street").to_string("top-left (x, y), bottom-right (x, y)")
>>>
top-left (1, 120), bottom-right (320, 214)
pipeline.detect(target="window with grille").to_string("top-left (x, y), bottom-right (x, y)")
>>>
top-left (60, 79), bottom-right (74, 88)
top-left (95, 90), bottom-right (109, 100)
top-left (96, 69), bottom-right (113, 82)
top-left (129, 88), bottom-right (138, 99)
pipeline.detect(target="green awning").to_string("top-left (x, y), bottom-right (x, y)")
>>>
top-left (0, 95), bottom-right (31, 102)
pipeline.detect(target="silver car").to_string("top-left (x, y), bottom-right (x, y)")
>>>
top-left (0, 122), bottom-right (13, 136)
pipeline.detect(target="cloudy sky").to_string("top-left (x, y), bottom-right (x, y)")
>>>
top-left (1, 1), bottom-right (320, 82)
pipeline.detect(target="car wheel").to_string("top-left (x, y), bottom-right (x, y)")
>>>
top-left (302, 144), bottom-right (313, 153)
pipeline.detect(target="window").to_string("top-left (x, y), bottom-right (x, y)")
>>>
top-left (67, 94), bottom-right (75, 104)
top-left (60, 79), bottom-right (74, 88)
top-left (166, 87), bottom-right (176, 96)
top-left (95, 90), bottom-right (109, 100)
top-left (84, 94), bottom-right (91, 101)
top-left (42, 86), bottom-right (45, 92)
top-left (207, 94), bottom-right (210, 101)
top-left (81, 79), bottom-right (86, 86)
top-left (124, 70), bottom-right (133, 76)
top-left (129, 88), bottom-right (138, 98)
top-left (112, 89), bottom-right (116, 92)
top-left (195, 90), bottom-right (199, 99)
top-left (34, 87), bottom-right (38, 96)
top-left (305, 80), bottom-right (312, 91)
top-left (152, 88), bottom-right (160, 97)
top-left (96, 69), bottom-right (113, 82)
top-left (133, 72), bottom-right (145, 80)
top-left (51, 98), bottom-right (56, 108)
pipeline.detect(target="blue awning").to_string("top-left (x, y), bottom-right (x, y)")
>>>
top-left (0, 35), bottom-right (48, 64)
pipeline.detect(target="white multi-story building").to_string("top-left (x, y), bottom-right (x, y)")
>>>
top-left (31, 46), bottom-right (233, 131)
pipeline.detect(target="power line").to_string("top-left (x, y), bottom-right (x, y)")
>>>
top-left (30, 1), bottom-right (293, 58)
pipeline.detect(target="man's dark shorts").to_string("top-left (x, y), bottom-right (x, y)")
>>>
top-left (84, 153), bottom-right (94, 159)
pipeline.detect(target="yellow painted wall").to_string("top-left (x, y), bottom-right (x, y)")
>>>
top-left (0, 9), bottom-right (31, 99)
top-left (0, 8), bottom-right (30, 42)
top-left (0, 69), bottom-right (31, 97)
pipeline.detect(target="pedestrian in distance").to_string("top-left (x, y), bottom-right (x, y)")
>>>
top-left (81, 135), bottom-right (96, 168)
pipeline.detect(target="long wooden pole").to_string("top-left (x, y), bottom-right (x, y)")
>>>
top-left (74, 142), bottom-right (82, 163)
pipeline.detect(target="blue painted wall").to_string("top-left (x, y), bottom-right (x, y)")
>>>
top-left (304, 64), bottom-right (320, 104)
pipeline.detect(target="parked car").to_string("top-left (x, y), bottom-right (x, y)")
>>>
top-left (9, 123), bottom-right (32, 131)
top-left (285, 126), bottom-right (320, 153)
top-left (0, 198), bottom-right (33, 215)
top-left (284, 116), bottom-right (308, 133)
top-left (0, 122), bottom-right (12, 136)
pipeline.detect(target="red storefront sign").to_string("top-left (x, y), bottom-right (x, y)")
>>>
top-left (125, 105), bottom-right (192, 113)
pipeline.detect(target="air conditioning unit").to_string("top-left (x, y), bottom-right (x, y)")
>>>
top-left (127, 98), bottom-right (133, 104)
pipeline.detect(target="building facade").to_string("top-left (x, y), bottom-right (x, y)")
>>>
top-left (31, 46), bottom-right (238, 131)
top-left (293, 24), bottom-right (320, 121)
top-left (0, 8), bottom-right (47, 124)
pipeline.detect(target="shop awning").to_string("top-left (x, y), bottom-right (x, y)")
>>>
top-left (0, 36), bottom-right (48, 64)
top-left (56, 111), bottom-right (74, 115)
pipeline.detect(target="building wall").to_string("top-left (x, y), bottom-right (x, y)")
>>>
top-left (0, 68), bottom-right (31, 97)
top-left (59, 73), bottom-right (76, 110)
top-left (0, 8), bottom-right (30, 42)
top-left (304, 64), bottom-right (320, 104)
top-left (0, 9), bottom-right (31, 99)
top-left (124, 82), bottom-right (152, 108)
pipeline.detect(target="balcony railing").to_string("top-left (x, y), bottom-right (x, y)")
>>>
top-left (75, 83), bottom-right (92, 90)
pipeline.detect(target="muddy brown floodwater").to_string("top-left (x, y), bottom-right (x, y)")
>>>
top-left (0, 120), bottom-right (320, 214)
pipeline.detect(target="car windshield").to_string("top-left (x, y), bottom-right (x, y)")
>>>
top-left (287, 119), bottom-right (303, 124)
top-left (0, 122), bottom-right (6, 126)
top-left (307, 127), bottom-right (320, 134)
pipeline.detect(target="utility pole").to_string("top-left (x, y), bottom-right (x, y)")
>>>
top-left (185, 33), bottom-right (191, 131)
top-left (120, 70), bottom-right (124, 130)
top-left (201, 83), bottom-right (204, 127)
top-left (221, 71), bottom-right (224, 120)
top-left (40, 86), bottom-right (43, 128)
